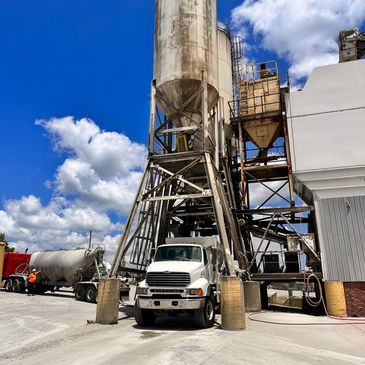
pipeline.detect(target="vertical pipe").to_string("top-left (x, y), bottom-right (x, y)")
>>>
top-left (202, 72), bottom-right (209, 151)
top-left (238, 122), bottom-right (246, 208)
top-left (283, 115), bottom-right (295, 207)
top-left (243, 139), bottom-right (250, 209)
top-left (220, 100), bottom-right (226, 158)
top-left (215, 104), bottom-right (220, 168)
top-left (149, 83), bottom-right (156, 156)
top-left (88, 230), bottom-right (92, 250)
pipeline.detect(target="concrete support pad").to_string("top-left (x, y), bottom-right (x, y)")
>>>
top-left (96, 278), bottom-right (120, 325)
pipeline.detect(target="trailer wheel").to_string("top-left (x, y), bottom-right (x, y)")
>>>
top-left (85, 285), bottom-right (97, 303)
top-left (5, 279), bottom-right (13, 292)
top-left (74, 285), bottom-right (86, 301)
top-left (13, 279), bottom-right (21, 293)
top-left (194, 297), bottom-right (215, 328)
top-left (135, 300), bottom-right (156, 326)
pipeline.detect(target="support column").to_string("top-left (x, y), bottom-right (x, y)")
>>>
top-left (202, 71), bottom-right (209, 151)
top-left (220, 276), bottom-right (246, 331)
top-left (110, 166), bottom-right (150, 277)
top-left (148, 83), bottom-right (156, 156)
top-left (96, 278), bottom-right (121, 325)
top-left (205, 153), bottom-right (235, 276)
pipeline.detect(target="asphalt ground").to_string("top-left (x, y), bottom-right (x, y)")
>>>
top-left (1, 288), bottom-right (365, 365)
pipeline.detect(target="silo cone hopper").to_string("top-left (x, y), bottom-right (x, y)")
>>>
top-left (154, 0), bottom-right (219, 132)
top-left (238, 63), bottom-right (283, 149)
top-left (244, 118), bottom-right (283, 149)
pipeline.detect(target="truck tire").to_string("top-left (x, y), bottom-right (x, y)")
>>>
top-left (13, 279), bottom-right (21, 293)
top-left (194, 297), bottom-right (215, 328)
top-left (5, 279), bottom-right (13, 292)
top-left (74, 284), bottom-right (86, 301)
top-left (85, 285), bottom-right (97, 303)
top-left (135, 300), bottom-right (156, 326)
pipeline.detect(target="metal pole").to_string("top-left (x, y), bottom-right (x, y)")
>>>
top-left (205, 153), bottom-right (235, 276)
top-left (215, 104), bottom-right (220, 168)
top-left (248, 213), bottom-right (277, 271)
top-left (149, 83), bottom-right (156, 156)
top-left (88, 230), bottom-right (92, 250)
top-left (238, 122), bottom-right (246, 207)
top-left (202, 71), bottom-right (209, 151)
top-left (110, 166), bottom-right (150, 277)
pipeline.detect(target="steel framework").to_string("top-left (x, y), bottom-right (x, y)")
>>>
top-left (110, 77), bottom-right (247, 278)
top-left (229, 60), bottom-right (321, 279)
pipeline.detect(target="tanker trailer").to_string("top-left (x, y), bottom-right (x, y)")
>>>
top-left (31, 247), bottom-right (105, 302)
top-left (7, 247), bottom-right (106, 303)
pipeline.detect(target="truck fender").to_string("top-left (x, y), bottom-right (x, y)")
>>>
top-left (187, 278), bottom-right (210, 296)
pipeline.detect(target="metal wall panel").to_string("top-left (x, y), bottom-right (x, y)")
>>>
top-left (317, 196), bottom-right (365, 281)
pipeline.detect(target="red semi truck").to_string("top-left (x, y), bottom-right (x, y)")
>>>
top-left (2, 252), bottom-right (31, 291)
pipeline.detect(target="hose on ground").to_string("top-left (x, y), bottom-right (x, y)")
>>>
top-left (248, 272), bottom-right (365, 325)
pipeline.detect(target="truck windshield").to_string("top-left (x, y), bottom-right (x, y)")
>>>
top-left (154, 246), bottom-right (202, 262)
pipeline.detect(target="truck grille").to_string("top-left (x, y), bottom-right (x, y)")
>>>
top-left (150, 289), bottom-right (184, 293)
top-left (146, 272), bottom-right (190, 287)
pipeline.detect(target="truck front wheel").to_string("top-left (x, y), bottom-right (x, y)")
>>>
top-left (194, 297), bottom-right (215, 328)
top-left (135, 300), bottom-right (156, 326)
top-left (5, 279), bottom-right (13, 292)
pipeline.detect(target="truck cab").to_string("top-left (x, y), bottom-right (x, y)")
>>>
top-left (135, 237), bottom-right (222, 328)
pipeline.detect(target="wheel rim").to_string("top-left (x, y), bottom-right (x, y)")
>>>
top-left (6, 281), bottom-right (13, 291)
top-left (87, 288), bottom-right (95, 301)
top-left (76, 287), bottom-right (83, 299)
top-left (14, 281), bottom-right (19, 292)
top-left (205, 300), bottom-right (214, 322)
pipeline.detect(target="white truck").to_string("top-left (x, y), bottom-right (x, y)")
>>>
top-left (134, 237), bottom-right (223, 328)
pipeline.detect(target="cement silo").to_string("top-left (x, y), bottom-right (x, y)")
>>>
top-left (111, 0), bottom-right (246, 281)
top-left (154, 0), bottom-right (219, 128)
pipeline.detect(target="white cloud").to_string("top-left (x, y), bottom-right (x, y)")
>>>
top-left (0, 117), bottom-right (147, 257)
top-left (36, 116), bottom-right (147, 214)
top-left (231, 0), bottom-right (365, 83)
top-left (37, 117), bottom-right (146, 178)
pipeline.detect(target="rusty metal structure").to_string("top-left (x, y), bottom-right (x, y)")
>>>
top-left (110, 0), bottom-right (245, 278)
top-left (229, 58), bottom-right (321, 282)
top-left (110, 0), bottom-right (322, 290)
top-left (339, 28), bottom-right (365, 63)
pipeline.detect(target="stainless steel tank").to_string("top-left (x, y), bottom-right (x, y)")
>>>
top-left (154, 0), bottom-right (219, 127)
top-left (217, 27), bottom-right (233, 123)
top-left (29, 247), bottom-right (103, 285)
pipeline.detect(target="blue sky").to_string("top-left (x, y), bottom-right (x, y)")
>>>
top-left (1, 0), bottom-right (364, 254)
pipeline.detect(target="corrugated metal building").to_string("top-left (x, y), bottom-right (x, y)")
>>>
top-left (285, 59), bottom-right (365, 315)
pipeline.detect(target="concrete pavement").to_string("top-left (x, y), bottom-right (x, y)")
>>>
top-left (1, 289), bottom-right (365, 365)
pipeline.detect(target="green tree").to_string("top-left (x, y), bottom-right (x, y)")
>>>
top-left (0, 232), bottom-right (15, 252)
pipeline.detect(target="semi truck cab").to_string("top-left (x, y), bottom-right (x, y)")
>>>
top-left (135, 237), bottom-right (222, 328)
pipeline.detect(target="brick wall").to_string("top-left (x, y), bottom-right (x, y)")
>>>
top-left (344, 282), bottom-right (365, 317)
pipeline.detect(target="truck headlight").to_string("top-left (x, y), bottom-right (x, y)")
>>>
top-left (188, 288), bottom-right (204, 296)
top-left (136, 287), bottom-right (148, 295)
